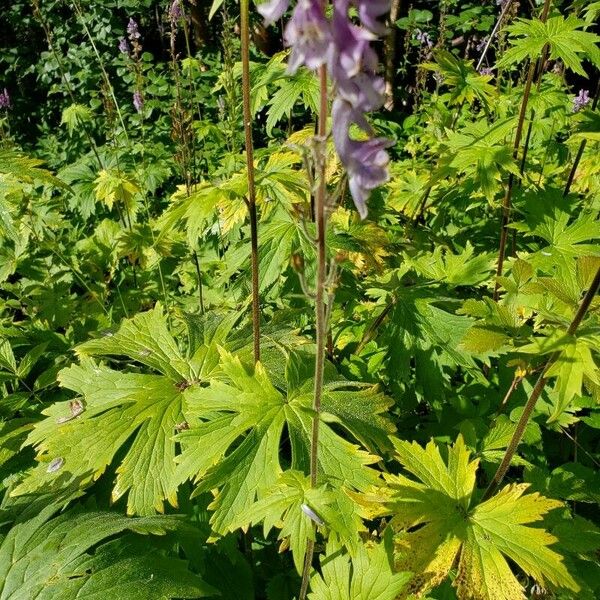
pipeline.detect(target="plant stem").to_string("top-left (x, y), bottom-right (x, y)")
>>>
top-left (32, 1), bottom-right (103, 169)
top-left (299, 63), bottom-right (329, 600)
top-left (192, 250), bottom-right (205, 315)
top-left (494, 0), bottom-right (551, 300)
top-left (240, 0), bottom-right (261, 364)
top-left (493, 60), bottom-right (535, 301)
top-left (483, 266), bottom-right (600, 500)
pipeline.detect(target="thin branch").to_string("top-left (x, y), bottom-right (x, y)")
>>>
top-left (483, 266), bottom-right (600, 500)
top-left (240, 0), bottom-right (261, 364)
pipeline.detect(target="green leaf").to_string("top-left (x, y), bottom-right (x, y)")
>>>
top-left (0, 149), bottom-right (70, 191)
top-left (60, 103), bottom-right (93, 136)
top-left (308, 541), bottom-right (411, 600)
top-left (0, 504), bottom-right (215, 599)
top-left (422, 50), bottom-right (496, 108)
top-left (174, 350), bottom-right (387, 535)
top-left (231, 470), bottom-right (365, 573)
top-left (499, 16), bottom-right (600, 76)
top-left (12, 306), bottom-right (221, 515)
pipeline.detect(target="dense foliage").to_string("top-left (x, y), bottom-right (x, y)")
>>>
top-left (0, 0), bottom-right (599, 598)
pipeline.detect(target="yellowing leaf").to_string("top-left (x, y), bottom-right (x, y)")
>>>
top-left (359, 436), bottom-right (578, 599)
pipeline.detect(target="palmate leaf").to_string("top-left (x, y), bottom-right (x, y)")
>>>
top-left (173, 350), bottom-right (393, 536)
top-left (356, 436), bottom-right (579, 599)
top-left (230, 470), bottom-right (365, 573)
top-left (12, 306), bottom-right (233, 515)
top-left (0, 149), bottom-right (70, 191)
top-left (0, 503), bottom-right (215, 599)
top-left (499, 15), bottom-right (600, 76)
top-left (308, 540), bottom-right (411, 600)
top-left (442, 119), bottom-right (521, 200)
top-left (406, 242), bottom-right (494, 287)
top-left (422, 50), bottom-right (496, 108)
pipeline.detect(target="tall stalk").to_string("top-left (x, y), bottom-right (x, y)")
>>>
top-left (299, 63), bottom-right (329, 600)
top-left (240, 0), bottom-right (261, 364)
top-left (493, 0), bottom-right (552, 300)
top-left (484, 266), bottom-right (600, 500)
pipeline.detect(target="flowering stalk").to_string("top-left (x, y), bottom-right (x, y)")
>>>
top-left (259, 1), bottom-right (390, 595)
top-left (241, 0), bottom-right (261, 364)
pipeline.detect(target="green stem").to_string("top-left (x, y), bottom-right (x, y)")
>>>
top-left (240, 0), bottom-right (261, 364)
top-left (483, 266), bottom-right (600, 500)
top-left (299, 63), bottom-right (329, 600)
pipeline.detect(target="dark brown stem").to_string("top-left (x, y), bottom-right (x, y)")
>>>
top-left (241, 0), bottom-right (261, 364)
top-left (493, 60), bottom-right (536, 300)
top-left (299, 63), bottom-right (329, 600)
top-left (483, 266), bottom-right (600, 500)
top-left (192, 250), bottom-right (205, 315)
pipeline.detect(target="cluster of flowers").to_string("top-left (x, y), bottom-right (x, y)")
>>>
top-left (573, 89), bottom-right (591, 113)
top-left (0, 88), bottom-right (10, 110)
top-left (170, 0), bottom-right (183, 24)
top-left (118, 18), bottom-right (145, 114)
top-left (258, 0), bottom-right (392, 219)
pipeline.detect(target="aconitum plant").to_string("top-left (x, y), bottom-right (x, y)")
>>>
top-left (258, 0), bottom-right (391, 218)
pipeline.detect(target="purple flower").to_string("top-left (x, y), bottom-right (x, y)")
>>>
top-left (415, 29), bottom-right (433, 48)
top-left (118, 37), bottom-right (129, 54)
top-left (127, 18), bottom-right (141, 41)
top-left (351, 0), bottom-right (389, 35)
top-left (262, 0), bottom-right (392, 218)
top-left (285, 0), bottom-right (332, 73)
top-left (478, 66), bottom-right (494, 76)
top-left (332, 99), bottom-right (392, 218)
top-left (573, 89), bottom-right (591, 113)
top-left (476, 36), bottom-right (488, 53)
top-left (133, 90), bottom-right (144, 113)
top-left (258, 0), bottom-right (290, 23)
top-left (0, 88), bottom-right (10, 110)
top-left (170, 0), bottom-right (183, 22)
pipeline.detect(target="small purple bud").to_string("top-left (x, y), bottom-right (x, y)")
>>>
top-left (127, 18), bottom-right (141, 41)
top-left (476, 37), bottom-right (488, 53)
top-left (478, 66), bottom-right (494, 76)
top-left (573, 89), bottom-right (591, 113)
top-left (170, 0), bottom-right (183, 22)
top-left (118, 37), bottom-right (129, 54)
top-left (0, 88), bottom-right (11, 110)
top-left (415, 29), bottom-right (433, 49)
top-left (133, 90), bottom-right (144, 113)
